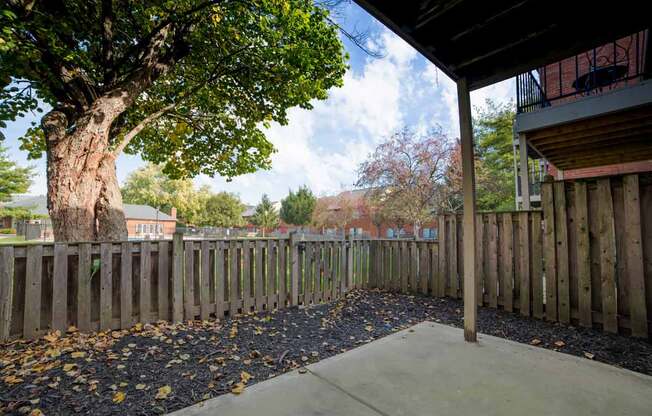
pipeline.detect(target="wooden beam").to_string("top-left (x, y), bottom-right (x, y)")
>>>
top-left (519, 134), bottom-right (531, 210)
top-left (457, 78), bottom-right (478, 342)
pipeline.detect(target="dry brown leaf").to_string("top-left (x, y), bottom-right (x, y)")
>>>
top-left (30, 409), bottom-right (44, 416)
top-left (240, 371), bottom-right (252, 384)
top-left (584, 352), bottom-right (595, 359)
top-left (62, 363), bottom-right (76, 372)
top-left (155, 385), bottom-right (172, 400)
top-left (71, 351), bottom-right (86, 359)
top-left (112, 391), bottom-right (126, 404)
top-left (135, 383), bottom-right (146, 390)
top-left (530, 339), bottom-right (542, 345)
top-left (554, 340), bottom-right (566, 348)
top-left (231, 382), bottom-right (245, 394)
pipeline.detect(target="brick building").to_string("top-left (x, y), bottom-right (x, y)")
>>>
top-left (316, 189), bottom-right (438, 239)
top-left (1, 195), bottom-right (177, 240)
top-left (514, 29), bottom-right (651, 208)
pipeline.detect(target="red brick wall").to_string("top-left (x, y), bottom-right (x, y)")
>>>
top-left (538, 31), bottom-right (646, 106)
top-left (126, 219), bottom-right (176, 238)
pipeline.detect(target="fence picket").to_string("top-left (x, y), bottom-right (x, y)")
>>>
top-left (140, 241), bottom-right (152, 324)
top-left (268, 240), bottom-right (277, 307)
top-left (100, 243), bottom-right (113, 331)
top-left (542, 181), bottom-right (558, 322)
top-left (575, 182), bottom-right (592, 327)
top-left (0, 246), bottom-right (14, 342)
top-left (158, 241), bottom-right (170, 321)
top-left (243, 241), bottom-right (253, 313)
top-left (200, 240), bottom-right (211, 320)
top-left (475, 215), bottom-right (484, 307)
top-left (120, 242), bottom-right (133, 328)
top-left (519, 212), bottom-right (531, 317)
top-left (501, 213), bottom-right (514, 312)
top-left (487, 213), bottom-right (498, 308)
top-left (52, 243), bottom-right (68, 332)
top-left (215, 241), bottom-right (225, 319)
top-left (419, 242), bottom-right (429, 294)
top-left (229, 241), bottom-right (240, 316)
top-left (437, 215), bottom-right (447, 297)
top-left (623, 175), bottom-right (647, 337)
top-left (598, 178), bottom-right (618, 333)
top-left (77, 243), bottom-right (92, 332)
top-left (531, 211), bottom-right (544, 319)
top-left (278, 239), bottom-right (287, 307)
top-left (554, 182), bottom-right (570, 323)
top-left (184, 241), bottom-right (195, 320)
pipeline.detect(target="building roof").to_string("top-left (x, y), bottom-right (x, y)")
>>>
top-left (354, 1), bottom-right (649, 90)
top-left (2, 195), bottom-right (176, 221)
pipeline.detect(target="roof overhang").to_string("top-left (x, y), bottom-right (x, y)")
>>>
top-left (354, 0), bottom-right (650, 90)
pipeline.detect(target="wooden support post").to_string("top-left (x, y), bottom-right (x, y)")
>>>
top-left (519, 134), bottom-right (531, 210)
top-left (457, 78), bottom-right (477, 342)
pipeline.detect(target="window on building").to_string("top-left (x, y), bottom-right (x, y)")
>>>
top-left (387, 228), bottom-right (394, 238)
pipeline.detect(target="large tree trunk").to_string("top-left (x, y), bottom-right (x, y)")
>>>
top-left (43, 98), bottom-right (128, 241)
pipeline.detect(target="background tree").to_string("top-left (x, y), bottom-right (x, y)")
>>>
top-left (0, 145), bottom-right (33, 202)
top-left (474, 100), bottom-right (516, 211)
top-left (1, 0), bottom-right (347, 241)
top-left (356, 128), bottom-right (452, 237)
top-left (121, 164), bottom-right (204, 224)
top-left (280, 186), bottom-right (316, 228)
top-left (312, 193), bottom-right (355, 235)
top-left (199, 192), bottom-right (245, 228)
top-left (251, 194), bottom-right (279, 237)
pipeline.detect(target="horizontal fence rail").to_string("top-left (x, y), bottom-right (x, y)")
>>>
top-left (0, 235), bottom-right (371, 341)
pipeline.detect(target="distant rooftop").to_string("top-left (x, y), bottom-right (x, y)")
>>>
top-left (1, 195), bottom-right (176, 221)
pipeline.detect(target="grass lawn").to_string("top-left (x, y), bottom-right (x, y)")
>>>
top-left (0, 235), bottom-right (26, 245)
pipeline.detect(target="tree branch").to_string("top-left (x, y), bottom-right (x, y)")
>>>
top-left (112, 103), bottom-right (175, 156)
top-left (102, 0), bottom-right (115, 86)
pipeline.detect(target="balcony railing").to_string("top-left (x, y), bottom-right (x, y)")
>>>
top-left (517, 30), bottom-right (648, 113)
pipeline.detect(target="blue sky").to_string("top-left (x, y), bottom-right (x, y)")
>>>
top-left (1, 2), bottom-right (514, 205)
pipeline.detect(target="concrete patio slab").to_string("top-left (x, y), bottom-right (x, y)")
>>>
top-left (169, 322), bottom-right (652, 416)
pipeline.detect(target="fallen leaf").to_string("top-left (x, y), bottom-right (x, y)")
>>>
top-left (240, 371), bottom-right (252, 384)
top-left (113, 391), bottom-right (126, 404)
top-left (71, 351), bottom-right (86, 359)
top-left (30, 410), bottom-right (44, 416)
top-left (231, 382), bottom-right (245, 394)
top-left (62, 363), bottom-right (77, 372)
top-left (554, 340), bottom-right (566, 348)
top-left (135, 383), bottom-right (146, 390)
top-left (584, 352), bottom-right (595, 359)
top-left (530, 339), bottom-right (542, 345)
top-left (156, 385), bottom-right (172, 400)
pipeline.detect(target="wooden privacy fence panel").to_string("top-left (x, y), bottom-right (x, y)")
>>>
top-left (367, 173), bottom-right (651, 339)
top-left (0, 235), bottom-right (370, 341)
top-left (541, 173), bottom-right (651, 338)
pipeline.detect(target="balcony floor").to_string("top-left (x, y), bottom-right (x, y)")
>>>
top-left (169, 322), bottom-right (652, 416)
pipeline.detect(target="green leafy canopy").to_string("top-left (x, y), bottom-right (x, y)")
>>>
top-left (280, 185), bottom-right (315, 226)
top-left (0, 145), bottom-right (33, 202)
top-left (0, 0), bottom-right (348, 179)
top-left (251, 194), bottom-right (279, 230)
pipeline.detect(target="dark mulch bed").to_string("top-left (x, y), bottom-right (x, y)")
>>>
top-left (1, 290), bottom-right (651, 415)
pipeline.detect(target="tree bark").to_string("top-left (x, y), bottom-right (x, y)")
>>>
top-left (43, 97), bottom-right (128, 241)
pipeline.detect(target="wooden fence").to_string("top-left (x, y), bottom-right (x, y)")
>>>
top-left (369, 172), bottom-right (651, 338)
top-left (0, 234), bottom-right (371, 341)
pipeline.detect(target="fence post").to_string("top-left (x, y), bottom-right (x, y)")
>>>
top-left (289, 231), bottom-right (299, 306)
top-left (347, 233), bottom-right (354, 291)
top-left (171, 231), bottom-right (184, 322)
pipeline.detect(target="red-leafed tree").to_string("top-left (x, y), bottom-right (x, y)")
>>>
top-left (356, 127), bottom-right (453, 236)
